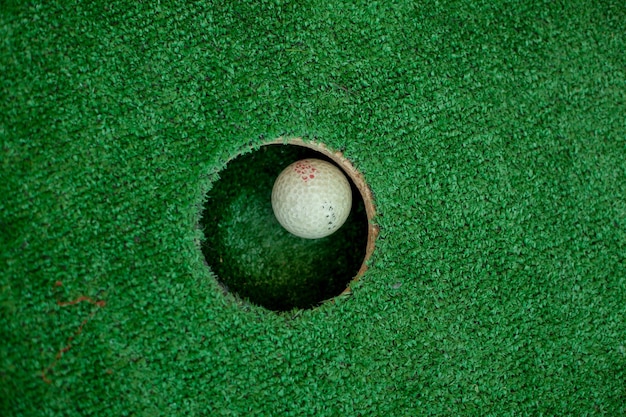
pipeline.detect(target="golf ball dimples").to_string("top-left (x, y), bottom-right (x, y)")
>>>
top-left (272, 159), bottom-right (352, 239)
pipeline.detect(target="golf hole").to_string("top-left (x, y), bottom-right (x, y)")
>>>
top-left (199, 138), bottom-right (378, 312)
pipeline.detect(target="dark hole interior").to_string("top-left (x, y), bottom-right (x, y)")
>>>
top-left (200, 144), bottom-right (368, 311)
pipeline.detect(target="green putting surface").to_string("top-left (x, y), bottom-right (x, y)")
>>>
top-left (2, 1), bottom-right (625, 415)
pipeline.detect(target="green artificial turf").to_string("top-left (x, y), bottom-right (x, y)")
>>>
top-left (2, 0), bottom-right (625, 415)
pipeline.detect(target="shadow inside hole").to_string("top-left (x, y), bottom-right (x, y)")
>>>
top-left (200, 144), bottom-right (368, 311)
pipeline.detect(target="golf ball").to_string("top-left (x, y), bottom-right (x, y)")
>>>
top-left (272, 158), bottom-right (352, 239)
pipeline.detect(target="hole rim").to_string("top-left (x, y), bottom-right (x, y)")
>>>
top-left (204, 137), bottom-right (378, 308)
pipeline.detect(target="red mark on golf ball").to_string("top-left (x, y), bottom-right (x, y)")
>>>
top-left (293, 160), bottom-right (318, 182)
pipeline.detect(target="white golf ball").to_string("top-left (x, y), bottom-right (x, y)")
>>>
top-left (272, 158), bottom-right (352, 239)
